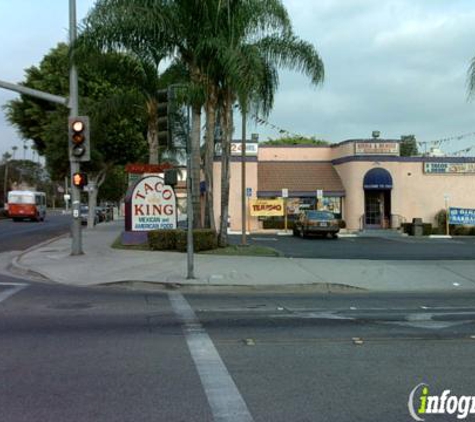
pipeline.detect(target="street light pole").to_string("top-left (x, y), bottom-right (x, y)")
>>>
top-left (168, 83), bottom-right (194, 279)
top-left (186, 103), bottom-right (194, 279)
top-left (3, 157), bottom-right (8, 205)
top-left (69, 0), bottom-right (83, 255)
top-left (241, 106), bottom-right (247, 245)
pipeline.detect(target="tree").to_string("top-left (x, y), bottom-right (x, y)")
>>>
top-left (80, 0), bottom-right (207, 227)
top-left (4, 43), bottom-right (149, 226)
top-left (400, 135), bottom-right (419, 157)
top-left (262, 135), bottom-right (329, 146)
top-left (208, 0), bottom-right (325, 246)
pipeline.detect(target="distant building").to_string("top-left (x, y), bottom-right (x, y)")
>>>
top-left (213, 137), bottom-right (475, 231)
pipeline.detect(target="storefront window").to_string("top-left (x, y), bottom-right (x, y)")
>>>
top-left (320, 197), bottom-right (342, 218)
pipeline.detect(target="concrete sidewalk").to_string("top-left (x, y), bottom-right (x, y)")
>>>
top-left (11, 220), bottom-right (475, 292)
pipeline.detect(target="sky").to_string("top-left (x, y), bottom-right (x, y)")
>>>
top-left (1, 0), bottom-right (475, 159)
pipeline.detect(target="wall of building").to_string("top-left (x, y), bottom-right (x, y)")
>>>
top-left (213, 160), bottom-right (259, 232)
top-left (335, 159), bottom-right (475, 230)
top-left (258, 146), bottom-right (332, 161)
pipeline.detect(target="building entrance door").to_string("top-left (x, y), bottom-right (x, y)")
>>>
top-left (363, 168), bottom-right (393, 229)
top-left (364, 190), bottom-right (391, 228)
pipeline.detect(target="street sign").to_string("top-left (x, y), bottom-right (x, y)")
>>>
top-left (63, 194), bottom-right (71, 201)
top-left (246, 187), bottom-right (252, 197)
top-left (449, 207), bottom-right (475, 226)
top-left (282, 188), bottom-right (288, 198)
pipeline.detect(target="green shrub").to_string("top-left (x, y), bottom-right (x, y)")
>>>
top-left (148, 229), bottom-right (178, 250)
top-left (176, 229), bottom-right (218, 252)
top-left (338, 219), bottom-right (346, 229)
top-left (470, 227), bottom-right (475, 235)
top-left (435, 209), bottom-right (447, 229)
top-left (431, 226), bottom-right (445, 235)
top-left (401, 223), bottom-right (411, 234)
top-left (453, 226), bottom-right (472, 236)
top-left (422, 223), bottom-right (432, 236)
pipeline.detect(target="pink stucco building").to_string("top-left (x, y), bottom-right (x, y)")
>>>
top-left (213, 138), bottom-right (475, 231)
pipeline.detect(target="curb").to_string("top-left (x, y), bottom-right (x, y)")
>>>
top-left (8, 233), bottom-right (70, 282)
top-left (97, 280), bottom-right (367, 293)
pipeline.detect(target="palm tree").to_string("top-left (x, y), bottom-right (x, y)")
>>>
top-left (79, 0), bottom-right (174, 164)
top-left (11, 146), bottom-right (18, 160)
top-left (207, 0), bottom-right (324, 246)
top-left (79, 0), bottom-right (215, 227)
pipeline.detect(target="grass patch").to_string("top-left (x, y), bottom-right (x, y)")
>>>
top-left (111, 235), bottom-right (150, 251)
top-left (201, 244), bottom-right (282, 257)
top-left (111, 236), bottom-right (282, 257)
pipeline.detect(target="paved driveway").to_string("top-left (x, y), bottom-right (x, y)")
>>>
top-left (229, 234), bottom-right (475, 260)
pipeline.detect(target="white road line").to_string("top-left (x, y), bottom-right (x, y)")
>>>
top-left (168, 291), bottom-right (254, 422)
top-left (0, 282), bottom-right (28, 304)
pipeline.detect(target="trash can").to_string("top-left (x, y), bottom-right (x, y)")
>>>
top-left (412, 218), bottom-right (423, 236)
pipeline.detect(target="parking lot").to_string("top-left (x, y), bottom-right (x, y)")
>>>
top-left (229, 233), bottom-right (475, 260)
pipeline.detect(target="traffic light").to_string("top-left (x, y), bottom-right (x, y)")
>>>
top-left (72, 172), bottom-right (88, 188)
top-left (157, 89), bottom-right (170, 148)
top-left (69, 116), bottom-right (90, 162)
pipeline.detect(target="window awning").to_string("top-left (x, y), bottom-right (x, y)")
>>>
top-left (257, 162), bottom-right (345, 197)
top-left (363, 168), bottom-right (393, 190)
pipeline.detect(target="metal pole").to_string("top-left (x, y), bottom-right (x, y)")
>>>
top-left (445, 196), bottom-right (449, 236)
top-left (3, 159), bottom-right (8, 205)
top-left (241, 107), bottom-right (247, 245)
top-left (186, 104), bottom-right (194, 279)
top-left (69, 0), bottom-right (83, 255)
top-left (0, 80), bottom-right (67, 106)
top-left (64, 176), bottom-right (69, 212)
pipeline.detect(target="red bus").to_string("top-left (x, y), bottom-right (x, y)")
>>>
top-left (7, 190), bottom-right (46, 222)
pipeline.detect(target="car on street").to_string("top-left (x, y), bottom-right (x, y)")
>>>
top-left (95, 206), bottom-right (113, 223)
top-left (80, 205), bottom-right (99, 226)
top-left (293, 210), bottom-right (340, 238)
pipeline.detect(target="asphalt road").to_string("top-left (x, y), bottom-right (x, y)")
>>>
top-left (0, 211), bottom-right (71, 252)
top-left (229, 233), bottom-right (475, 260)
top-left (2, 218), bottom-right (475, 421)
top-left (1, 280), bottom-right (475, 422)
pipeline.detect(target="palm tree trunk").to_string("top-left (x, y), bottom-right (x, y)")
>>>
top-left (204, 85), bottom-right (217, 230)
top-left (191, 103), bottom-right (202, 228)
top-left (218, 89), bottom-right (233, 246)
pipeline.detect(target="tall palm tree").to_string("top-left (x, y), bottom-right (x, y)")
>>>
top-left (207, 0), bottom-right (324, 246)
top-left (11, 146), bottom-right (18, 160)
top-left (79, 0), bottom-right (174, 164)
top-left (80, 0), bottom-right (217, 227)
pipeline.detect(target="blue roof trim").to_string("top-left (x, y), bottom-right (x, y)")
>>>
top-left (257, 190), bottom-right (345, 198)
top-left (332, 155), bottom-right (475, 165)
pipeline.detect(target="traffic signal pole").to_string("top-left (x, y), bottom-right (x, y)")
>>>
top-left (69, 0), bottom-right (83, 255)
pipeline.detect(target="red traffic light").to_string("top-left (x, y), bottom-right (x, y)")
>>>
top-left (68, 116), bottom-right (90, 162)
top-left (72, 172), bottom-right (88, 188)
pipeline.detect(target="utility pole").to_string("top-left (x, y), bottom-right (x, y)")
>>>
top-left (3, 157), bottom-right (9, 205)
top-left (241, 106), bottom-right (247, 245)
top-left (186, 103), bottom-right (194, 279)
top-left (69, 0), bottom-right (83, 255)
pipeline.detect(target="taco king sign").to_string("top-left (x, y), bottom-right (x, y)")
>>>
top-left (125, 175), bottom-right (177, 231)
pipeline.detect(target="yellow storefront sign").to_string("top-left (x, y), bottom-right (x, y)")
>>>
top-left (249, 199), bottom-right (284, 217)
